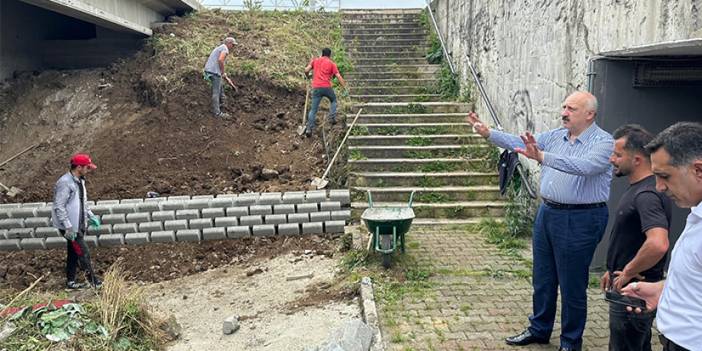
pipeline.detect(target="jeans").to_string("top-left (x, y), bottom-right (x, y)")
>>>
top-left (306, 87), bottom-right (337, 132)
top-left (61, 230), bottom-right (97, 284)
top-left (659, 335), bottom-right (690, 351)
top-left (527, 204), bottom-right (608, 349)
top-left (207, 72), bottom-right (224, 116)
top-left (608, 303), bottom-right (655, 351)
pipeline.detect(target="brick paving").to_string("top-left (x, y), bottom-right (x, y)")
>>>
top-left (375, 225), bottom-right (660, 351)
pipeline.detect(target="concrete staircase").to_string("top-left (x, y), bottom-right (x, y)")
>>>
top-left (342, 9), bottom-right (506, 225)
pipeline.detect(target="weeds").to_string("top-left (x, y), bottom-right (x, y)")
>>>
top-left (350, 125), bottom-right (369, 136)
top-left (415, 192), bottom-right (449, 203)
top-left (349, 149), bottom-right (366, 160)
top-left (420, 161), bottom-right (457, 172)
top-left (504, 173), bottom-right (537, 238)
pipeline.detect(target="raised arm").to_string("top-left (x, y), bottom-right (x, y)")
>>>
top-left (541, 136), bottom-right (613, 176)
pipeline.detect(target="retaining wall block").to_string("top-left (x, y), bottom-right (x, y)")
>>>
top-left (296, 203), bottom-right (319, 214)
top-left (7, 228), bottom-right (34, 239)
top-left (252, 224), bottom-right (275, 237)
top-left (24, 217), bottom-right (50, 228)
top-left (202, 208), bottom-right (225, 218)
top-left (324, 220), bottom-right (346, 234)
top-left (264, 214), bottom-right (287, 225)
top-left (151, 210), bottom-right (176, 222)
top-left (192, 195), bottom-right (214, 200)
top-left (167, 195), bottom-right (191, 201)
top-left (330, 210), bottom-right (352, 221)
top-left (125, 233), bottom-right (150, 245)
top-left (320, 201), bottom-right (342, 212)
top-left (34, 227), bottom-right (61, 238)
top-left (89, 205), bottom-right (112, 216)
top-left (257, 193), bottom-right (282, 205)
top-left (176, 209), bottom-right (200, 220)
top-left (9, 208), bottom-right (36, 218)
top-left (112, 223), bottom-right (138, 234)
top-left (235, 195), bottom-right (258, 206)
top-left (0, 204), bottom-right (20, 209)
top-left (305, 190), bottom-right (327, 203)
top-left (216, 194), bottom-right (238, 199)
top-left (21, 202), bottom-right (46, 208)
top-left (249, 205), bottom-right (273, 216)
top-left (273, 204), bottom-right (296, 215)
top-left (0, 211), bottom-right (9, 220)
top-left (126, 213), bottom-right (151, 224)
top-left (210, 198), bottom-right (234, 208)
top-left (202, 227), bottom-right (227, 241)
top-left (96, 200), bottom-right (120, 205)
top-left (98, 234), bottom-right (125, 247)
top-left (0, 239), bottom-right (21, 251)
top-left (226, 226), bottom-right (250, 238)
top-left (151, 231), bottom-right (176, 243)
top-left (226, 207), bottom-right (249, 217)
top-left (176, 229), bottom-right (201, 242)
top-left (20, 238), bottom-right (46, 250)
top-left (101, 214), bottom-right (126, 225)
top-left (84, 235), bottom-right (99, 247)
top-left (0, 219), bottom-right (24, 230)
top-left (214, 217), bottom-right (238, 227)
top-left (287, 213), bottom-right (310, 224)
top-left (45, 237), bottom-right (67, 249)
top-left (110, 204), bottom-right (136, 214)
top-left (138, 221), bottom-right (164, 233)
top-left (186, 199), bottom-right (211, 210)
top-left (277, 223), bottom-right (300, 236)
top-left (161, 201), bottom-right (186, 211)
top-left (329, 189), bottom-right (351, 206)
top-left (164, 220), bottom-right (189, 231)
top-left (282, 192), bottom-right (305, 204)
top-left (310, 211), bottom-right (331, 222)
top-left (302, 222), bottom-right (324, 234)
top-left (35, 207), bottom-right (53, 217)
top-left (137, 202), bottom-right (160, 212)
top-left (189, 218), bottom-right (213, 229)
top-left (87, 224), bottom-right (112, 236)
top-left (0, 229), bottom-right (6, 239)
top-left (120, 198), bottom-right (143, 204)
top-left (239, 215), bottom-right (263, 226)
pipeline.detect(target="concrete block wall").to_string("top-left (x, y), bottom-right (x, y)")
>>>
top-left (429, 0), bottom-right (702, 136)
top-left (0, 190), bottom-right (351, 251)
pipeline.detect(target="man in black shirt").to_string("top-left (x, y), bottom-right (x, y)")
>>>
top-left (601, 125), bottom-right (672, 351)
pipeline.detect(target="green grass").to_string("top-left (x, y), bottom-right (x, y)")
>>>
top-left (350, 125), bottom-right (369, 136)
top-left (406, 150), bottom-right (434, 159)
top-left (375, 126), bottom-right (401, 136)
top-left (420, 161), bottom-right (457, 172)
top-left (418, 176), bottom-right (440, 188)
top-left (349, 149), bottom-right (366, 160)
top-left (407, 136), bottom-right (432, 146)
top-left (414, 192), bottom-right (449, 203)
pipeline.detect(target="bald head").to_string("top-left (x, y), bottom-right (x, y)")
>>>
top-left (561, 91), bottom-right (598, 135)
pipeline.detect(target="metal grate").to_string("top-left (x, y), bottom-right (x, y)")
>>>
top-left (633, 60), bottom-right (702, 87)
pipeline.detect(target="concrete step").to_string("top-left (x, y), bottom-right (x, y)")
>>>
top-left (349, 45), bottom-right (428, 54)
top-left (343, 28), bottom-right (428, 36)
top-left (347, 158), bottom-right (493, 172)
top-left (412, 218), bottom-right (499, 225)
top-left (349, 144), bottom-right (493, 159)
top-left (352, 186), bottom-right (502, 202)
top-left (348, 134), bottom-right (484, 146)
top-left (344, 33), bottom-right (427, 41)
top-left (351, 201), bottom-right (507, 219)
top-left (342, 23), bottom-right (426, 31)
top-left (347, 78), bottom-right (437, 87)
top-left (350, 51), bottom-right (429, 59)
top-left (354, 123), bottom-right (474, 135)
top-left (352, 64), bottom-right (439, 74)
top-left (353, 57), bottom-right (428, 66)
top-left (350, 94), bottom-right (442, 102)
top-left (353, 86), bottom-right (428, 95)
top-left (341, 8), bottom-right (423, 15)
top-left (341, 19), bottom-right (422, 25)
top-left (346, 72), bottom-right (438, 80)
top-left (346, 113), bottom-right (466, 124)
top-left (342, 11), bottom-right (421, 18)
top-left (349, 171), bottom-right (499, 187)
top-left (345, 39), bottom-right (428, 48)
top-left (352, 102), bottom-right (471, 114)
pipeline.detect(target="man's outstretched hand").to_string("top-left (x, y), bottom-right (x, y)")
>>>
top-left (621, 281), bottom-right (664, 313)
top-left (466, 112), bottom-right (490, 138)
top-left (515, 132), bottom-right (544, 163)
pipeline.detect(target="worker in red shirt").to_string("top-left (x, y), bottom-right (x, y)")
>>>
top-left (303, 48), bottom-right (347, 137)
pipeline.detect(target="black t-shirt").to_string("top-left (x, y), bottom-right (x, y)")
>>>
top-left (606, 175), bottom-right (672, 282)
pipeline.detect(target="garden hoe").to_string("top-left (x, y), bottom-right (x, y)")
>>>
top-left (311, 108), bottom-right (363, 189)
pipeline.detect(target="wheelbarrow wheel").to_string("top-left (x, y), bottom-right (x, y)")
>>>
top-left (380, 234), bottom-right (393, 269)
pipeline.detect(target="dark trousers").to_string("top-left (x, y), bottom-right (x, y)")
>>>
top-left (527, 204), bottom-right (608, 349)
top-left (306, 87), bottom-right (337, 132)
top-left (608, 303), bottom-right (655, 351)
top-left (659, 335), bottom-right (690, 351)
top-left (61, 230), bottom-right (96, 283)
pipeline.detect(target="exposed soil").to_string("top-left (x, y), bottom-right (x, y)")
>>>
top-left (0, 235), bottom-right (340, 294)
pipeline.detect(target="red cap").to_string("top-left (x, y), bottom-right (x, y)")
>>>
top-left (70, 153), bottom-right (97, 169)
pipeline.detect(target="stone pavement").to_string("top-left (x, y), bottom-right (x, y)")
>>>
top-left (375, 225), bottom-right (660, 351)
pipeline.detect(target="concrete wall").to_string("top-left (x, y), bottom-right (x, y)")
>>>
top-left (430, 0), bottom-right (702, 133)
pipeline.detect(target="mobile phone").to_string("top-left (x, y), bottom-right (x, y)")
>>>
top-left (604, 290), bottom-right (647, 310)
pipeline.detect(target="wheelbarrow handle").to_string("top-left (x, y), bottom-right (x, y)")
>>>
top-left (408, 190), bottom-right (415, 208)
top-left (367, 190), bottom-right (374, 208)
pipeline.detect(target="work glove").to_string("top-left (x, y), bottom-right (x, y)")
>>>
top-left (88, 216), bottom-right (101, 229)
top-left (64, 230), bottom-right (77, 241)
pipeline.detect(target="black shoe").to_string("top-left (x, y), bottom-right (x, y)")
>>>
top-left (330, 118), bottom-right (337, 125)
top-left (91, 278), bottom-right (103, 289)
top-left (558, 347), bottom-right (580, 351)
top-left (66, 281), bottom-right (86, 290)
top-left (505, 329), bottom-right (549, 346)
top-left (304, 129), bottom-right (312, 138)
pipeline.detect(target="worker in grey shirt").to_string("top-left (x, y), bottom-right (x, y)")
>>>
top-left (204, 37), bottom-right (237, 119)
top-left (51, 153), bottom-right (102, 289)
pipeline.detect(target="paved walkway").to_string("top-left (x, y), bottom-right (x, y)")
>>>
top-left (375, 225), bottom-right (659, 351)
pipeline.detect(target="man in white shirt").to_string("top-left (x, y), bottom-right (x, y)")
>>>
top-left (622, 122), bottom-right (702, 351)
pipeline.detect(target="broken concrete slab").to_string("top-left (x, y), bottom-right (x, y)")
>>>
top-left (223, 315), bottom-right (240, 335)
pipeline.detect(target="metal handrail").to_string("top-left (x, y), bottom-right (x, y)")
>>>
top-left (424, 1), bottom-right (455, 75)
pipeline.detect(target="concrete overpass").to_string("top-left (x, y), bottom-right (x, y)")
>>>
top-left (1, 0), bottom-right (201, 80)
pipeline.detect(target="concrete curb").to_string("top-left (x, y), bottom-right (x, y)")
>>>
top-left (360, 276), bottom-right (385, 351)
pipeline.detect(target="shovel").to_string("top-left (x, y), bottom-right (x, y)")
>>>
top-left (311, 108), bottom-right (363, 189)
top-left (297, 82), bottom-right (311, 136)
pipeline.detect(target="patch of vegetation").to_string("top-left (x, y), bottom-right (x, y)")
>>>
top-left (418, 176), bottom-right (441, 188)
top-left (420, 161), bottom-right (457, 172)
top-left (349, 149), bottom-right (366, 160)
top-left (406, 103), bottom-right (428, 114)
top-left (350, 125), bottom-right (369, 136)
top-left (477, 219), bottom-right (529, 261)
top-left (406, 150), bottom-right (434, 159)
top-left (504, 172), bottom-right (538, 238)
top-left (375, 126), bottom-right (401, 136)
top-left (410, 126), bottom-right (450, 135)
top-left (415, 192), bottom-right (449, 203)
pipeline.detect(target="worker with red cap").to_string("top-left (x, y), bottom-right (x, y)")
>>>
top-left (51, 153), bottom-right (102, 289)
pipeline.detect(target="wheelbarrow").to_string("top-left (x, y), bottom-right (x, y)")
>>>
top-left (361, 190), bottom-right (415, 268)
